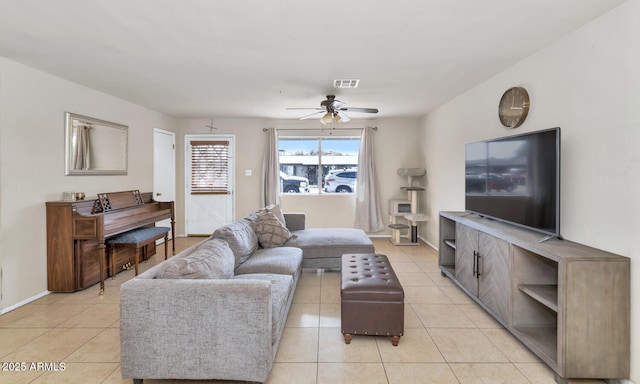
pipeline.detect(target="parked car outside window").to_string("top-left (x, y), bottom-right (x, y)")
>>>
top-left (324, 169), bottom-right (357, 193)
top-left (280, 172), bottom-right (309, 193)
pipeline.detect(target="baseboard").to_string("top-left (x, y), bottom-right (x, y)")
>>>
top-left (367, 234), bottom-right (438, 251)
top-left (0, 290), bottom-right (50, 315)
top-left (606, 379), bottom-right (635, 384)
top-left (422, 237), bottom-right (437, 251)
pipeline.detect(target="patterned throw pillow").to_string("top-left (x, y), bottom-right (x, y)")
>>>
top-left (255, 210), bottom-right (292, 248)
top-left (263, 203), bottom-right (286, 226)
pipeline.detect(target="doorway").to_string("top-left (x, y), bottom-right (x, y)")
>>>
top-left (185, 134), bottom-right (235, 235)
top-left (153, 128), bottom-right (176, 238)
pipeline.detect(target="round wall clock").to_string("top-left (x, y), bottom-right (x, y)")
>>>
top-left (498, 86), bottom-right (530, 128)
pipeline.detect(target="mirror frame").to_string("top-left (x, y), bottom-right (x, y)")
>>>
top-left (65, 112), bottom-right (128, 176)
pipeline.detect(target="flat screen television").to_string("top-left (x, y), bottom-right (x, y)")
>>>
top-left (465, 127), bottom-right (560, 238)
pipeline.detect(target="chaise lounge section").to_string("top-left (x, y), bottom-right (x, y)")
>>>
top-left (282, 212), bottom-right (375, 269)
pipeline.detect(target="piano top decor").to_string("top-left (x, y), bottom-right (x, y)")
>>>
top-left (95, 190), bottom-right (145, 213)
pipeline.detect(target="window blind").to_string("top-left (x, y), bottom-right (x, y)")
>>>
top-left (190, 140), bottom-right (230, 195)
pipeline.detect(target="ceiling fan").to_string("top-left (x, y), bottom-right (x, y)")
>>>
top-left (287, 95), bottom-right (378, 124)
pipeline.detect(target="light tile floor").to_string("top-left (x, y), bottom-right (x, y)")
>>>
top-left (0, 237), bottom-right (589, 384)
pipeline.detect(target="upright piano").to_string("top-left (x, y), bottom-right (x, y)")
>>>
top-left (46, 190), bottom-right (175, 292)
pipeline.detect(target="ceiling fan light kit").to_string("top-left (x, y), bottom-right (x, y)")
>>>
top-left (321, 112), bottom-right (335, 125)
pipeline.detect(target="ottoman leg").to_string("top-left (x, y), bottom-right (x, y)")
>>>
top-left (390, 335), bottom-right (401, 346)
top-left (343, 333), bottom-right (352, 345)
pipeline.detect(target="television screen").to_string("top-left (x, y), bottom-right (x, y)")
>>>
top-left (465, 127), bottom-right (560, 238)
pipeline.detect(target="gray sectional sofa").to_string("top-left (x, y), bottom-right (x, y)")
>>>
top-left (120, 205), bottom-right (374, 383)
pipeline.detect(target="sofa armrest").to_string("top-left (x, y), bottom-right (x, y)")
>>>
top-left (120, 278), bottom-right (273, 382)
top-left (284, 212), bottom-right (305, 231)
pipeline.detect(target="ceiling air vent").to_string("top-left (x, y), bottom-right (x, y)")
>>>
top-left (333, 79), bottom-right (360, 89)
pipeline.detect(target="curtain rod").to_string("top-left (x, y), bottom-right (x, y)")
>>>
top-left (262, 127), bottom-right (377, 132)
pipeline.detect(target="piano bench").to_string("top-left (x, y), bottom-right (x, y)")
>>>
top-left (106, 226), bottom-right (171, 282)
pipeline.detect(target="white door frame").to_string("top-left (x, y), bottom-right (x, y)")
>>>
top-left (153, 128), bottom-right (176, 237)
top-left (184, 134), bottom-right (236, 235)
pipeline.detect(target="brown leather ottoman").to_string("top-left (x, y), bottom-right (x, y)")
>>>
top-left (341, 253), bottom-right (404, 346)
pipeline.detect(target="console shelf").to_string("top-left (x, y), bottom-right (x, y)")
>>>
top-left (438, 211), bottom-right (630, 383)
top-left (440, 264), bottom-right (455, 276)
top-left (518, 284), bottom-right (558, 312)
top-left (513, 325), bottom-right (558, 368)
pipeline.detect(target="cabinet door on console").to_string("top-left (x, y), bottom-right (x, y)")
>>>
top-left (455, 223), bottom-right (511, 323)
top-left (455, 225), bottom-right (479, 296)
top-left (477, 232), bottom-right (511, 322)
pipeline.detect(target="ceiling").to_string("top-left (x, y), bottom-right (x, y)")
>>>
top-left (0, 0), bottom-right (627, 120)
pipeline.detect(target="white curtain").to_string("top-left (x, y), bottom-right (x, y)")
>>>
top-left (261, 128), bottom-right (280, 207)
top-left (355, 127), bottom-right (384, 232)
top-left (73, 126), bottom-right (91, 170)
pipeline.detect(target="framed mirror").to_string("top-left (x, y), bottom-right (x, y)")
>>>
top-left (65, 112), bottom-right (128, 175)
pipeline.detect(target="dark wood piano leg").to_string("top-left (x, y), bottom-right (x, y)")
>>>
top-left (164, 234), bottom-right (169, 260)
top-left (97, 244), bottom-right (106, 295)
top-left (134, 248), bottom-right (140, 276)
top-left (170, 218), bottom-right (176, 255)
top-left (108, 246), bottom-right (116, 280)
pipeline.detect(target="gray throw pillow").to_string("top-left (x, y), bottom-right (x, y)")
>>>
top-left (212, 219), bottom-right (259, 266)
top-left (156, 238), bottom-right (234, 279)
top-left (255, 210), bottom-right (292, 248)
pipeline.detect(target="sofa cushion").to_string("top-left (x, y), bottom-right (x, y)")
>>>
top-left (286, 228), bottom-right (374, 259)
top-left (255, 210), bottom-right (292, 248)
top-left (233, 273), bottom-right (294, 345)
top-left (155, 238), bottom-right (234, 279)
top-left (234, 247), bottom-right (302, 277)
top-left (212, 219), bottom-right (259, 267)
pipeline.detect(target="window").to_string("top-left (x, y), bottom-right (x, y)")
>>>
top-left (189, 140), bottom-right (230, 194)
top-left (278, 137), bottom-right (360, 194)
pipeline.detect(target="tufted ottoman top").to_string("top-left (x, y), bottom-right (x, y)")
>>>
top-left (341, 254), bottom-right (404, 302)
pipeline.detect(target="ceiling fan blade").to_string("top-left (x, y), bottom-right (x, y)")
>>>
top-left (331, 100), bottom-right (345, 109)
top-left (288, 95), bottom-right (376, 120)
top-left (299, 111), bottom-right (325, 120)
top-left (341, 107), bottom-right (378, 114)
top-left (336, 110), bottom-right (351, 123)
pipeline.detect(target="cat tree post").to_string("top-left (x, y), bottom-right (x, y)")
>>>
top-left (388, 168), bottom-right (428, 245)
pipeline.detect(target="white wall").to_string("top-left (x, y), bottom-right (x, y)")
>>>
top-left (0, 68), bottom-right (423, 312)
top-left (174, 117), bottom-right (423, 233)
top-left (0, 57), bottom-right (177, 311)
top-left (420, 1), bottom-right (639, 381)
